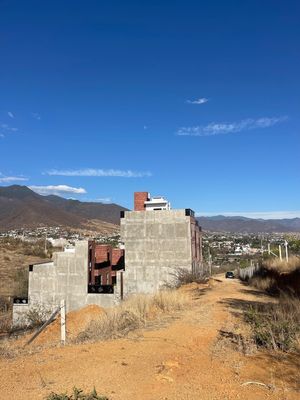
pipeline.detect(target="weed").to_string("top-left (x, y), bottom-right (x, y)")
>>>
top-left (46, 387), bottom-right (108, 400)
top-left (171, 268), bottom-right (208, 288)
top-left (25, 304), bottom-right (52, 328)
top-left (0, 341), bottom-right (15, 359)
top-left (244, 294), bottom-right (300, 352)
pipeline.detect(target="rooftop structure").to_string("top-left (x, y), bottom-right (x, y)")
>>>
top-left (134, 192), bottom-right (171, 211)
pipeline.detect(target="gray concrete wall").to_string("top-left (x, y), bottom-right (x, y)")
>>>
top-left (120, 209), bottom-right (194, 295)
top-left (13, 241), bottom-right (121, 326)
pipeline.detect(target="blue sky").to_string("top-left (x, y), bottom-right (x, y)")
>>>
top-left (0, 0), bottom-right (299, 218)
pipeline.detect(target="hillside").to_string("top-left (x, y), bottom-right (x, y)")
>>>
top-left (0, 185), bottom-right (127, 231)
top-left (197, 215), bottom-right (300, 233)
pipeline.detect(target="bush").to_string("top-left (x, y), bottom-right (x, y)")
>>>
top-left (25, 304), bottom-right (52, 328)
top-left (77, 290), bottom-right (189, 343)
top-left (171, 268), bottom-right (208, 288)
top-left (244, 294), bottom-right (300, 352)
top-left (46, 387), bottom-right (108, 400)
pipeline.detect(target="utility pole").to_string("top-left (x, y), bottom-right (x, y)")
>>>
top-left (208, 247), bottom-right (212, 276)
top-left (268, 243), bottom-right (271, 255)
top-left (278, 245), bottom-right (282, 261)
top-left (284, 240), bottom-right (289, 262)
top-left (44, 233), bottom-right (47, 256)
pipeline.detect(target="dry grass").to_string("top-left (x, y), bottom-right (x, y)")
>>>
top-left (263, 255), bottom-right (300, 273)
top-left (245, 294), bottom-right (300, 352)
top-left (46, 387), bottom-right (109, 400)
top-left (170, 268), bottom-right (208, 288)
top-left (0, 238), bottom-right (51, 300)
top-left (0, 340), bottom-right (16, 359)
top-left (77, 290), bottom-right (189, 343)
top-left (250, 276), bottom-right (277, 292)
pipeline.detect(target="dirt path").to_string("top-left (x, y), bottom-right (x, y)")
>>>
top-left (0, 277), bottom-right (299, 400)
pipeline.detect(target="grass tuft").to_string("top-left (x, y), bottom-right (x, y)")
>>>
top-left (46, 387), bottom-right (108, 400)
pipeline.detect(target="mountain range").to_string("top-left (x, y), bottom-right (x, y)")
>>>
top-left (0, 185), bottom-right (299, 233)
top-left (0, 185), bottom-right (127, 231)
top-left (197, 215), bottom-right (300, 233)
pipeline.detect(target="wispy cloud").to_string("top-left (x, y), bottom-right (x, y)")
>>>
top-left (0, 174), bottom-right (28, 183)
top-left (0, 123), bottom-right (18, 137)
top-left (186, 97), bottom-right (208, 105)
top-left (45, 168), bottom-right (152, 178)
top-left (197, 210), bottom-right (300, 220)
top-left (7, 111), bottom-right (14, 119)
top-left (83, 197), bottom-right (112, 203)
top-left (31, 112), bottom-right (41, 120)
top-left (177, 116), bottom-right (288, 136)
top-left (29, 185), bottom-right (87, 196)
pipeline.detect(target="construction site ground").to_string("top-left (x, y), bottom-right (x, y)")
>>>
top-left (0, 276), bottom-right (299, 400)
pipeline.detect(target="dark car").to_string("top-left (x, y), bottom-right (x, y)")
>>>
top-left (225, 271), bottom-right (235, 279)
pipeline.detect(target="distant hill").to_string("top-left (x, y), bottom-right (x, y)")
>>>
top-left (0, 185), bottom-right (128, 231)
top-left (197, 215), bottom-right (300, 233)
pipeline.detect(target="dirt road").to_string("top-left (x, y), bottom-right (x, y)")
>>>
top-left (0, 277), bottom-right (299, 400)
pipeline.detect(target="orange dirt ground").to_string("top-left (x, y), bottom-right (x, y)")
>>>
top-left (0, 277), bottom-right (299, 400)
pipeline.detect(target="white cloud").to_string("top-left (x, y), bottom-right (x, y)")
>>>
top-left (197, 210), bottom-right (300, 220)
top-left (84, 197), bottom-right (112, 203)
top-left (7, 112), bottom-right (14, 119)
top-left (0, 122), bottom-right (18, 137)
top-left (29, 185), bottom-right (87, 196)
top-left (0, 175), bottom-right (28, 183)
top-left (31, 112), bottom-right (41, 120)
top-left (45, 168), bottom-right (152, 178)
top-left (186, 97), bottom-right (208, 105)
top-left (177, 116), bottom-right (288, 136)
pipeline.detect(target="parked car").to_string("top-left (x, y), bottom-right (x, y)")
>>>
top-left (225, 271), bottom-right (235, 279)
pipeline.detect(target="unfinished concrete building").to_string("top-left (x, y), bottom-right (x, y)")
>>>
top-left (120, 192), bottom-right (202, 295)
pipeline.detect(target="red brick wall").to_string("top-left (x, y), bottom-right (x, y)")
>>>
top-left (95, 245), bottom-right (112, 263)
top-left (134, 192), bottom-right (149, 211)
top-left (112, 248), bottom-right (124, 266)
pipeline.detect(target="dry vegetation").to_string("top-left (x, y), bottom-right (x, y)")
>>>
top-left (46, 387), bottom-right (108, 400)
top-left (243, 256), bottom-right (300, 353)
top-left (249, 256), bottom-right (300, 295)
top-left (245, 294), bottom-right (300, 352)
top-left (77, 290), bottom-right (189, 343)
top-left (170, 267), bottom-right (209, 288)
top-left (263, 255), bottom-right (300, 273)
top-left (0, 237), bottom-right (51, 300)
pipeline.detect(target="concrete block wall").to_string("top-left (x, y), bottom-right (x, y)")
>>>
top-left (120, 209), bottom-right (195, 295)
top-left (13, 241), bottom-right (121, 325)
